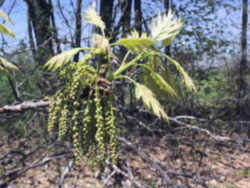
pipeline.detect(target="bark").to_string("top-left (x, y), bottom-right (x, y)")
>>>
top-left (0, 0), bottom-right (5, 7)
top-left (24, 0), bottom-right (54, 65)
top-left (100, 0), bottom-right (115, 37)
top-left (237, 0), bottom-right (248, 120)
top-left (239, 0), bottom-right (248, 99)
top-left (134, 0), bottom-right (142, 35)
top-left (73, 0), bottom-right (83, 62)
top-left (164, 0), bottom-right (171, 56)
top-left (121, 0), bottom-right (132, 36)
top-left (0, 100), bottom-right (50, 113)
top-left (49, 0), bottom-right (61, 54)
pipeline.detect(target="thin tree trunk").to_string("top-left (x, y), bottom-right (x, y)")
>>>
top-left (0, 0), bottom-right (5, 7)
top-left (164, 0), bottom-right (171, 56)
top-left (74, 0), bottom-right (82, 62)
top-left (27, 13), bottom-right (36, 61)
top-left (24, 0), bottom-right (54, 65)
top-left (121, 0), bottom-right (132, 36)
top-left (134, 0), bottom-right (142, 35)
top-left (100, 0), bottom-right (115, 37)
top-left (49, 0), bottom-right (61, 54)
top-left (238, 0), bottom-right (248, 118)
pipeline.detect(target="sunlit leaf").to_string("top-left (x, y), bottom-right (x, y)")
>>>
top-left (44, 48), bottom-right (85, 71)
top-left (117, 38), bottom-right (155, 53)
top-left (0, 57), bottom-right (19, 75)
top-left (116, 30), bottom-right (155, 53)
top-left (151, 10), bottom-right (182, 46)
top-left (83, 8), bottom-right (105, 34)
top-left (0, 24), bottom-right (15, 38)
top-left (135, 83), bottom-right (168, 121)
top-left (140, 64), bottom-right (177, 97)
top-left (164, 55), bottom-right (196, 91)
top-left (0, 10), bottom-right (13, 24)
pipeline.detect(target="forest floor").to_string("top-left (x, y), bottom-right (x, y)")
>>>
top-left (0, 126), bottom-right (250, 188)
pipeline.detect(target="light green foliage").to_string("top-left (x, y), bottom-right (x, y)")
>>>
top-left (0, 10), bottom-right (15, 38)
top-left (135, 83), bottom-right (169, 121)
top-left (0, 10), bottom-right (18, 75)
top-left (44, 48), bottom-right (85, 71)
top-left (196, 69), bottom-right (232, 101)
top-left (151, 10), bottom-right (182, 46)
top-left (45, 8), bottom-right (194, 166)
top-left (83, 8), bottom-right (106, 35)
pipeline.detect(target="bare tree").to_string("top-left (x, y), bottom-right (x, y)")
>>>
top-left (121, 0), bottom-right (132, 36)
top-left (0, 0), bottom-right (5, 7)
top-left (164, 0), bottom-right (171, 56)
top-left (24, 0), bottom-right (55, 65)
top-left (100, 0), bottom-right (115, 37)
top-left (134, 0), bottom-right (142, 35)
top-left (237, 0), bottom-right (248, 118)
top-left (73, 0), bottom-right (83, 62)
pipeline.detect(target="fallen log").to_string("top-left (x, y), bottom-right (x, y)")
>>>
top-left (0, 100), bottom-right (50, 113)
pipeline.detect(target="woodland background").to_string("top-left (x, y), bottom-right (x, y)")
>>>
top-left (0, 0), bottom-right (250, 187)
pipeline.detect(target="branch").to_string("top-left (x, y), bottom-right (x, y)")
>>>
top-left (0, 151), bottom-right (72, 188)
top-left (0, 100), bottom-right (50, 113)
top-left (117, 136), bottom-right (209, 188)
top-left (169, 116), bottom-right (233, 142)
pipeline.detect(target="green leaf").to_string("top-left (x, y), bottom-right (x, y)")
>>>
top-left (116, 31), bottom-right (155, 53)
top-left (44, 48), bottom-right (85, 71)
top-left (0, 10), bottom-right (13, 24)
top-left (151, 10), bottom-right (182, 46)
top-left (135, 83), bottom-right (168, 121)
top-left (0, 57), bottom-right (19, 75)
top-left (140, 64), bottom-right (177, 97)
top-left (83, 8), bottom-right (105, 34)
top-left (114, 53), bottom-right (144, 77)
top-left (117, 38), bottom-right (155, 53)
top-left (164, 55), bottom-right (196, 91)
top-left (0, 24), bottom-right (15, 38)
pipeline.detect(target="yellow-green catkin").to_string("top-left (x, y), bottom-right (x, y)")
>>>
top-left (48, 97), bottom-right (62, 135)
top-left (94, 86), bottom-right (106, 162)
top-left (106, 96), bottom-right (118, 164)
top-left (72, 101), bottom-right (81, 165)
top-left (58, 104), bottom-right (68, 140)
top-left (82, 100), bottom-right (91, 152)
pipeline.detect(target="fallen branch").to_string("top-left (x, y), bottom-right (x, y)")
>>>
top-left (57, 159), bottom-right (74, 188)
top-left (117, 136), bottom-right (209, 188)
top-left (117, 136), bottom-right (179, 188)
top-left (0, 100), bottom-right (50, 113)
top-left (169, 116), bottom-right (233, 142)
top-left (0, 151), bottom-right (72, 188)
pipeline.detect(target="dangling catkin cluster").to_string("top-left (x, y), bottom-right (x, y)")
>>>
top-left (47, 61), bottom-right (118, 167)
top-left (58, 104), bottom-right (68, 140)
top-left (94, 85), bottom-right (106, 162)
top-left (48, 95), bottom-right (63, 135)
top-left (82, 99), bottom-right (92, 152)
top-left (72, 101), bottom-right (81, 165)
top-left (105, 95), bottom-right (118, 164)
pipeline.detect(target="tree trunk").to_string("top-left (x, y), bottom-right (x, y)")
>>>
top-left (164, 0), bottom-right (171, 56)
top-left (100, 0), bottom-right (114, 37)
top-left (74, 0), bottom-right (82, 62)
top-left (0, 0), bottom-right (5, 7)
top-left (134, 0), bottom-right (142, 35)
top-left (238, 0), bottom-right (248, 119)
top-left (24, 0), bottom-right (54, 65)
top-left (121, 0), bottom-right (132, 36)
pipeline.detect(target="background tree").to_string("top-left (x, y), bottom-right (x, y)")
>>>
top-left (237, 0), bottom-right (248, 118)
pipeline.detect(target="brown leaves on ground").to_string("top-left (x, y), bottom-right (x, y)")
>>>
top-left (0, 129), bottom-right (250, 188)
